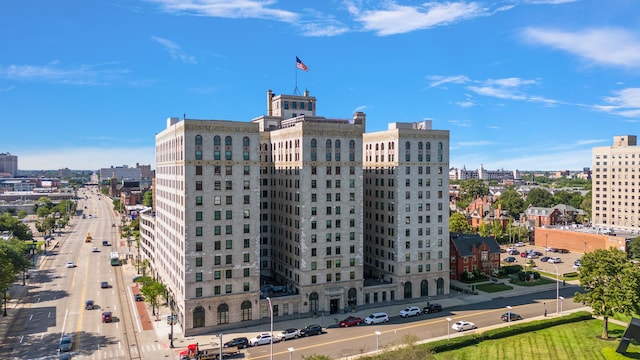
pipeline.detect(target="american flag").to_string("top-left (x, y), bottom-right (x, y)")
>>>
top-left (296, 56), bottom-right (308, 71)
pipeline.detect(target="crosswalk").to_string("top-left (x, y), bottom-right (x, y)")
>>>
top-left (69, 343), bottom-right (166, 359)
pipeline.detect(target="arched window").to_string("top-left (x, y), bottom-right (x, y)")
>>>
top-left (309, 292), bottom-right (319, 312)
top-left (326, 139), bottom-right (332, 161)
top-left (214, 136), bottom-right (221, 160)
top-left (193, 306), bottom-right (205, 328)
top-left (243, 136), bottom-right (250, 161)
top-left (241, 300), bottom-right (252, 321)
top-left (349, 140), bottom-right (356, 162)
top-left (404, 282), bottom-right (412, 299)
top-left (405, 141), bottom-right (411, 161)
top-left (195, 135), bottom-right (203, 160)
top-left (347, 287), bottom-right (357, 307)
top-left (195, 135), bottom-right (202, 145)
top-left (420, 279), bottom-right (429, 297)
top-left (225, 136), bottom-right (232, 160)
top-left (217, 303), bottom-right (229, 324)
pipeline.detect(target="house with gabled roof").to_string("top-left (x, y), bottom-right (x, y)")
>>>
top-left (449, 233), bottom-right (501, 280)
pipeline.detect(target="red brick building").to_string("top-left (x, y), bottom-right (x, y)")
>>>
top-left (449, 233), bottom-right (501, 280)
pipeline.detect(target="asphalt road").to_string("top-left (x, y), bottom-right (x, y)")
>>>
top-left (242, 286), bottom-right (584, 360)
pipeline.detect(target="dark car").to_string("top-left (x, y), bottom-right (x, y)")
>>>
top-left (101, 281), bottom-right (109, 289)
top-left (557, 248), bottom-right (570, 254)
top-left (503, 256), bottom-right (516, 263)
top-left (339, 316), bottom-right (363, 327)
top-left (85, 300), bottom-right (95, 310)
top-left (223, 337), bottom-right (249, 349)
top-left (501, 312), bottom-right (523, 321)
top-left (540, 256), bottom-right (551, 262)
top-left (300, 324), bottom-right (322, 336)
top-left (102, 311), bottom-right (113, 323)
top-left (59, 334), bottom-right (74, 352)
top-left (423, 303), bottom-right (443, 314)
top-left (134, 293), bottom-right (143, 301)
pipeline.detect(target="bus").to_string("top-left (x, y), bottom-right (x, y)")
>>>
top-left (109, 252), bottom-right (121, 266)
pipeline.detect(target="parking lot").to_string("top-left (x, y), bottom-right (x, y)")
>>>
top-left (501, 243), bottom-right (583, 276)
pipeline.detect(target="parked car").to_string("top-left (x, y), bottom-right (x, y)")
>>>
top-left (503, 256), bottom-right (516, 263)
top-left (557, 248), bottom-right (570, 254)
top-left (514, 242), bottom-right (525, 247)
top-left (423, 303), bottom-right (443, 314)
top-left (134, 293), bottom-right (143, 301)
top-left (300, 324), bottom-right (323, 336)
top-left (548, 257), bottom-right (562, 264)
top-left (508, 249), bottom-right (520, 255)
top-left (66, 262), bottom-right (75, 268)
top-left (275, 328), bottom-right (300, 341)
top-left (101, 281), bottom-right (109, 289)
top-left (501, 312), bottom-right (523, 321)
top-left (223, 337), bottom-right (249, 349)
top-left (339, 316), bottom-right (363, 327)
top-left (527, 253), bottom-right (539, 259)
top-left (102, 240), bottom-right (110, 246)
top-left (540, 256), bottom-right (551, 262)
top-left (520, 252), bottom-right (528, 258)
top-left (452, 321), bottom-right (477, 332)
top-left (92, 247), bottom-right (99, 252)
top-left (85, 300), bottom-right (95, 310)
top-left (102, 311), bottom-right (113, 323)
top-left (249, 333), bottom-right (274, 346)
top-left (364, 312), bottom-right (389, 325)
top-left (399, 306), bottom-right (421, 318)
top-left (530, 251), bottom-right (543, 256)
top-left (573, 259), bottom-right (581, 270)
top-left (59, 334), bottom-right (74, 352)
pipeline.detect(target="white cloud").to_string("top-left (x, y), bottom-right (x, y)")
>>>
top-left (148, 0), bottom-right (298, 23)
top-left (151, 36), bottom-right (197, 64)
top-left (595, 88), bottom-right (640, 117)
top-left (0, 62), bottom-right (128, 85)
top-left (521, 27), bottom-right (640, 69)
top-left (448, 119), bottom-right (472, 127)
top-left (427, 75), bottom-right (470, 88)
top-left (523, 0), bottom-right (577, 4)
top-left (352, 2), bottom-right (489, 36)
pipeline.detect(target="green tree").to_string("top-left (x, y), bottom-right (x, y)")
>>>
top-left (0, 248), bottom-right (15, 316)
top-left (138, 276), bottom-right (166, 317)
top-left (477, 222), bottom-right (490, 237)
top-left (449, 212), bottom-right (472, 234)
top-left (496, 189), bottom-right (525, 219)
top-left (490, 220), bottom-right (504, 239)
top-left (627, 236), bottom-right (640, 259)
top-left (0, 212), bottom-right (32, 240)
top-left (459, 179), bottom-right (489, 204)
top-left (553, 190), bottom-right (573, 205)
top-left (143, 190), bottom-right (153, 207)
top-left (580, 190), bottom-right (592, 221)
top-left (525, 188), bottom-right (554, 208)
top-left (574, 248), bottom-right (640, 339)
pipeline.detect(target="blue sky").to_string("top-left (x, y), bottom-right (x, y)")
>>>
top-left (2, 0), bottom-right (639, 171)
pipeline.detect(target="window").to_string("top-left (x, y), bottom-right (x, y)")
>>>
top-left (196, 227), bottom-right (203, 236)
top-left (195, 196), bottom-right (203, 205)
top-left (226, 284), bottom-right (232, 294)
top-left (214, 271), bottom-right (221, 279)
top-left (196, 272), bottom-right (202, 282)
top-left (195, 288), bottom-right (202, 297)
top-left (195, 212), bottom-right (203, 221)
top-left (196, 242), bottom-right (203, 251)
top-left (196, 181), bottom-right (202, 190)
top-left (196, 257), bottom-right (203, 266)
top-left (244, 238), bottom-right (250, 248)
top-left (196, 165), bottom-right (202, 175)
top-left (244, 253), bottom-right (250, 262)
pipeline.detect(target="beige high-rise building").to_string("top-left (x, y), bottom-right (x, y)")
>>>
top-left (143, 90), bottom-right (450, 336)
top-left (592, 135), bottom-right (640, 231)
top-left (363, 121), bottom-right (450, 303)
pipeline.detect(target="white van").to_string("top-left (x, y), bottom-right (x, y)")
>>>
top-left (364, 312), bottom-right (389, 325)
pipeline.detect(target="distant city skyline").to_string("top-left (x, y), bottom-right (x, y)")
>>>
top-left (2, 1), bottom-right (639, 171)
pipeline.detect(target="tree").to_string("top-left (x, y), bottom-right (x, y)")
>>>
top-left (0, 212), bottom-right (32, 240)
top-left (137, 276), bottom-right (166, 317)
top-left (459, 179), bottom-right (489, 204)
top-left (143, 190), bottom-right (153, 207)
top-left (0, 249), bottom-right (14, 316)
top-left (449, 212), bottom-right (472, 234)
top-left (490, 220), bottom-right (504, 239)
top-left (574, 248), bottom-right (640, 339)
top-left (580, 190), bottom-right (592, 222)
top-left (496, 189), bottom-right (525, 219)
top-left (477, 222), bottom-right (490, 237)
top-left (525, 188), bottom-right (554, 208)
top-left (627, 236), bottom-right (640, 259)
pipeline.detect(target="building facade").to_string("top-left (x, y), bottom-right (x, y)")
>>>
top-left (0, 152), bottom-right (18, 177)
top-left (144, 90), bottom-right (451, 335)
top-left (592, 135), bottom-right (640, 231)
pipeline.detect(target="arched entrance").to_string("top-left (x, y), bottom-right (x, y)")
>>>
top-left (309, 292), bottom-right (319, 313)
top-left (403, 282), bottom-right (412, 299)
top-left (347, 288), bottom-right (357, 307)
top-left (217, 303), bottom-right (229, 324)
top-left (241, 300), bottom-right (252, 321)
top-left (193, 306), bottom-right (205, 328)
top-left (436, 278), bottom-right (445, 295)
top-left (420, 279), bottom-right (429, 297)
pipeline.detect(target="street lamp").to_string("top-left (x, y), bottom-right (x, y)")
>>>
top-left (267, 297), bottom-right (273, 360)
top-left (506, 306), bottom-right (513, 327)
top-left (218, 333), bottom-right (223, 360)
top-left (559, 296), bottom-right (565, 316)
top-left (375, 331), bottom-right (381, 354)
top-left (446, 317), bottom-right (452, 340)
top-left (288, 347), bottom-right (294, 360)
top-left (551, 263), bottom-right (560, 315)
top-left (169, 297), bottom-right (175, 348)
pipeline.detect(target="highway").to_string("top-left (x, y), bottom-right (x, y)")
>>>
top-left (4, 187), bottom-right (133, 360)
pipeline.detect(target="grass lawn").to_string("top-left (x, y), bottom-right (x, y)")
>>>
top-left (430, 319), bottom-right (639, 360)
top-left (475, 283), bottom-right (513, 292)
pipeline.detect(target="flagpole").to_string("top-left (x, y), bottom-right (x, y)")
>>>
top-left (294, 56), bottom-right (299, 95)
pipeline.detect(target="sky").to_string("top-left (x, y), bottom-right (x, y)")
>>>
top-left (2, 0), bottom-right (639, 172)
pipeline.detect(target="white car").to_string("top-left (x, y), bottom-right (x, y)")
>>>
top-left (249, 333), bottom-right (274, 346)
top-left (514, 242), bottom-right (525, 247)
top-left (66, 262), bottom-right (75, 268)
top-left (399, 306), bottom-right (421, 318)
top-left (363, 312), bottom-right (389, 325)
top-left (452, 321), bottom-right (477, 332)
top-left (275, 328), bottom-right (299, 341)
top-left (548, 257), bottom-right (562, 264)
